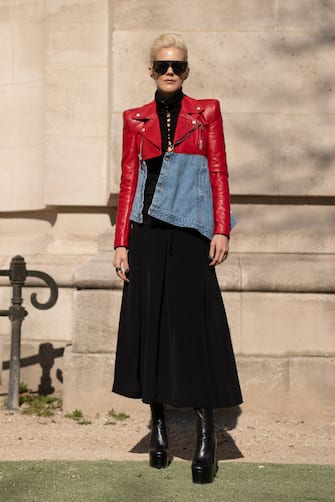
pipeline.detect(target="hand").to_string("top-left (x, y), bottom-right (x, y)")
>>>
top-left (113, 247), bottom-right (130, 282)
top-left (209, 234), bottom-right (229, 266)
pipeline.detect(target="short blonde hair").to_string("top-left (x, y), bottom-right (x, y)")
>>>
top-left (150, 33), bottom-right (188, 61)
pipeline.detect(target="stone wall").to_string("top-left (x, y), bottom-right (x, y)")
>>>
top-left (0, 0), bottom-right (334, 416)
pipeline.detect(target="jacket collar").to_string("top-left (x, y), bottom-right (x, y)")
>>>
top-left (130, 95), bottom-right (205, 150)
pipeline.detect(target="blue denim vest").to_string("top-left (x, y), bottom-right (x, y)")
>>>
top-left (130, 152), bottom-right (235, 240)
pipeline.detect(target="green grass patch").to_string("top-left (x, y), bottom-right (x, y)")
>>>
top-left (20, 394), bottom-right (62, 417)
top-left (0, 461), bottom-right (333, 501)
top-left (104, 408), bottom-right (130, 425)
top-left (64, 409), bottom-right (92, 425)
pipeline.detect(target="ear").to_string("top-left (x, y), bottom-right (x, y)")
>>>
top-left (148, 65), bottom-right (154, 78)
top-left (183, 67), bottom-right (190, 81)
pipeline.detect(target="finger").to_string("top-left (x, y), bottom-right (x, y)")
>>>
top-left (116, 267), bottom-right (129, 283)
top-left (209, 241), bottom-right (216, 261)
top-left (122, 256), bottom-right (129, 272)
top-left (209, 251), bottom-right (219, 266)
top-left (210, 247), bottom-right (227, 266)
top-left (118, 271), bottom-right (130, 283)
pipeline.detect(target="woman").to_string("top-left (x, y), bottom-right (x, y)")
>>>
top-left (112, 33), bottom-right (242, 484)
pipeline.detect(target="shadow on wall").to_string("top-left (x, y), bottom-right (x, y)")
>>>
top-left (227, 0), bottom-right (335, 199)
top-left (130, 406), bottom-right (243, 461)
top-left (2, 342), bottom-right (64, 395)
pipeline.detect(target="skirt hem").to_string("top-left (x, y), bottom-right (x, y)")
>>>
top-left (112, 387), bottom-right (243, 409)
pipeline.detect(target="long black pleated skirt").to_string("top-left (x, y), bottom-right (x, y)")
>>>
top-left (112, 220), bottom-right (242, 408)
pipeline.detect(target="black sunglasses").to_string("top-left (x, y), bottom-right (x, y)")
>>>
top-left (152, 60), bottom-right (188, 76)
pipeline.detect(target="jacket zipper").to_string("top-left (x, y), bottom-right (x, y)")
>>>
top-left (173, 122), bottom-right (202, 149)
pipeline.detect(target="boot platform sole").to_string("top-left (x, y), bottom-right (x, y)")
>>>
top-left (149, 450), bottom-right (169, 469)
top-left (192, 462), bottom-right (218, 484)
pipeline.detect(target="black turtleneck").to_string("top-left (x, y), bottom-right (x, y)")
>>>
top-left (142, 89), bottom-right (184, 223)
top-left (155, 88), bottom-right (184, 151)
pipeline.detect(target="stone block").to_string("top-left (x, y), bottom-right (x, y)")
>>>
top-left (0, 80), bottom-right (43, 148)
top-left (11, 0), bottom-right (45, 21)
top-left (0, 3), bottom-right (11, 22)
top-left (22, 287), bottom-right (72, 342)
top-left (0, 20), bottom-right (12, 84)
top-left (97, 228), bottom-right (115, 252)
top-left (13, 253), bottom-right (93, 287)
top-left (47, 0), bottom-right (108, 66)
top-left (216, 254), bottom-right (241, 291)
top-left (240, 292), bottom-right (335, 356)
top-left (239, 253), bottom-right (335, 293)
top-left (288, 357), bottom-right (335, 415)
top-left (74, 251), bottom-right (120, 289)
top-left (225, 113), bottom-right (335, 196)
top-left (236, 355), bottom-right (335, 415)
top-left (111, 0), bottom-right (277, 31)
top-left (47, 213), bottom-right (111, 254)
top-left (111, 31), bottom-right (158, 111)
top-left (0, 146), bottom-right (45, 211)
top-left (14, 17), bottom-right (44, 82)
top-left (0, 338), bottom-right (65, 394)
top-left (276, 114), bottom-right (335, 195)
top-left (46, 67), bottom-right (108, 136)
top-left (72, 289), bottom-right (121, 353)
top-left (278, 0), bottom-right (335, 32)
top-left (231, 204), bottom-right (335, 254)
top-left (236, 356), bottom-right (289, 413)
top-left (0, 286), bottom-right (72, 343)
top-left (62, 349), bottom-right (115, 414)
top-left (63, 352), bottom-right (335, 416)
top-left (45, 135), bottom-right (109, 205)
top-left (0, 218), bottom-right (51, 255)
top-left (185, 31), bottom-right (335, 114)
top-left (63, 348), bottom-right (148, 415)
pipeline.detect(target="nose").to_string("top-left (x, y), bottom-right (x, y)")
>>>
top-left (166, 65), bottom-right (174, 75)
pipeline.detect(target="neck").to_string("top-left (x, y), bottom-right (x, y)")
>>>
top-left (155, 88), bottom-right (184, 104)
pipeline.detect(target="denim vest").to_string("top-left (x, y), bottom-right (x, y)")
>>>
top-left (130, 152), bottom-right (228, 240)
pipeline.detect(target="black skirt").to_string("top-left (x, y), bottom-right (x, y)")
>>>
top-left (112, 220), bottom-right (242, 408)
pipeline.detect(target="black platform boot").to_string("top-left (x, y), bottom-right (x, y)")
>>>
top-left (149, 403), bottom-right (169, 469)
top-left (191, 408), bottom-right (218, 484)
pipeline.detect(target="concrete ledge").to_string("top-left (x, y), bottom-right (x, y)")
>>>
top-left (238, 355), bottom-right (335, 417)
top-left (74, 250), bottom-right (335, 293)
top-left (63, 351), bottom-right (335, 417)
top-left (0, 254), bottom-right (92, 287)
top-left (74, 251), bottom-right (122, 290)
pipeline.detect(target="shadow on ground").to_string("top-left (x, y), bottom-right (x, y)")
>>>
top-left (130, 405), bottom-right (243, 461)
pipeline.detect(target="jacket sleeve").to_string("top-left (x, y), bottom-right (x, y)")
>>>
top-left (114, 111), bottom-right (139, 248)
top-left (206, 100), bottom-right (231, 237)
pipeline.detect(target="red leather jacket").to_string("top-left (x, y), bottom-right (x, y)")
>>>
top-left (114, 95), bottom-right (231, 248)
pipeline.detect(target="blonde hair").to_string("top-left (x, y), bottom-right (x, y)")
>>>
top-left (150, 33), bottom-right (188, 61)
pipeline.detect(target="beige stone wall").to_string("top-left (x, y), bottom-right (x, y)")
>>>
top-left (0, 0), bottom-right (334, 414)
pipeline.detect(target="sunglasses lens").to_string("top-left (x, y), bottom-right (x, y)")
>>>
top-left (172, 62), bottom-right (188, 75)
top-left (153, 61), bottom-right (169, 74)
top-left (153, 61), bottom-right (188, 75)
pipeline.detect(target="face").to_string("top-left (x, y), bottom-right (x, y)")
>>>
top-left (149, 47), bottom-right (189, 97)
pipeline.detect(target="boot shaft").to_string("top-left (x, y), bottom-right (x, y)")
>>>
top-left (150, 403), bottom-right (165, 423)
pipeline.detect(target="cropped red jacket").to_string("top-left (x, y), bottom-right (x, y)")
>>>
top-left (114, 95), bottom-right (231, 248)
